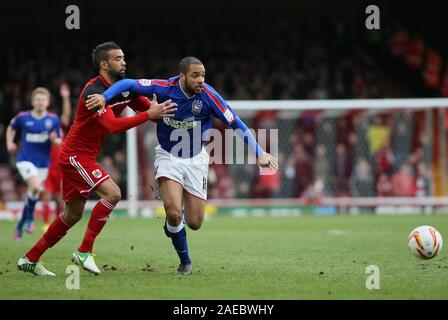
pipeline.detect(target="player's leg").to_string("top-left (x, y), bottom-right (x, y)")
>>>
top-left (182, 147), bottom-right (208, 230)
top-left (77, 178), bottom-right (120, 256)
top-left (18, 197), bottom-right (85, 276)
top-left (14, 162), bottom-right (41, 239)
top-left (159, 178), bottom-right (193, 274)
top-left (24, 167), bottom-right (48, 233)
top-left (23, 175), bottom-right (41, 233)
top-left (183, 191), bottom-right (206, 231)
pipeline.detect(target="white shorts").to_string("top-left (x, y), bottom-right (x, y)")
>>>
top-left (154, 145), bottom-right (209, 200)
top-left (16, 161), bottom-right (48, 187)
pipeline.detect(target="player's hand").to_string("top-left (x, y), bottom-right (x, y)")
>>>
top-left (7, 142), bottom-right (17, 154)
top-left (60, 83), bottom-right (70, 98)
top-left (86, 94), bottom-right (106, 110)
top-left (147, 94), bottom-right (177, 120)
top-left (49, 131), bottom-right (62, 146)
top-left (256, 152), bottom-right (279, 172)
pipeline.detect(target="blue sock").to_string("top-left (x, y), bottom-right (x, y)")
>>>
top-left (165, 221), bottom-right (191, 265)
top-left (16, 207), bottom-right (28, 236)
top-left (24, 194), bottom-right (38, 228)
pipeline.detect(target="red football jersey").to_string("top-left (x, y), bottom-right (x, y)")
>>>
top-left (59, 75), bottom-right (151, 161)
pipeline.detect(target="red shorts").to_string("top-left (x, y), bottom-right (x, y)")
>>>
top-left (58, 155), bottom-right (110, 202)
top-left (45, 146), bottom-right (63, 193)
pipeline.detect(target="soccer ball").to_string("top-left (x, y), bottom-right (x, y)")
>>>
top-left (408, 225), bottom-right (443, 259)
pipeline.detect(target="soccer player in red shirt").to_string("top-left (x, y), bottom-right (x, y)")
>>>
top-left (17, 42), bottom-right (177, 276)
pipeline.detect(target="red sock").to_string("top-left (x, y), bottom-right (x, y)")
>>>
top-left (78, 199), bottom-right (115, 253)
top-left (42, 201), bottom-right (51, 224)
top-left (25, 214), bottom-right (73, 262)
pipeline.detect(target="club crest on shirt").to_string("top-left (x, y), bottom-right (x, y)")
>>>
top-left (191, 100), bottom-right (202, 114)
top-left (92, 169), bottom-right (102, 178)
top-left (122, 91), bottom-right (130, 98)
top-left (45, 119), bottom-right (53, 129)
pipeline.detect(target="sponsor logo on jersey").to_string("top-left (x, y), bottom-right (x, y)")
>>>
top-left (45, 119), bottom-right (53, 129)
top-left (25, 132), bottom-right (49, 143)
top-left (138, 79), bottom-right (152, 86)
top-left (122, 91), bottom-right (130, 98)
top-left (163, 117), bottom-right (199, 130)
top-left (191, 100), bottom-right (203, 114)
top-left (92, 169), bottom-right (103, 178)
top-left (223, 109), bottom-right (234, 123)
top-left (25, 121), bottom-right (34, 126)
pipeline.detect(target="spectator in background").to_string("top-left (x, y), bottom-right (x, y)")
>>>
top-left (367, 115), bottom-right (390, 156)
top-left (350, 158), bottom-right (375, 197)
top-left (252, 171), bottom-right (281, 198)
top-left (391, 114), bottom-right (413, 170)
top-left (375, 137), bottom-right (395, 175)
top-left (333, 143), bottom-right (351, 196)
top-left (336, 117), bottom-right (353, 146)
top-left (391, 163), bottom-right (415, 196)
top-left (314, 144), bottom-right (329, 192)
top-left (376, 173), bottom-right (393, 196)
top-left (113, 150), bottom-right (127, 198)
top-left (208, 164), bottom-right (236, 199)
top-left (292, 142), bottom-right (313, 197)
top-left (415, 161), bottom-right (431, 197)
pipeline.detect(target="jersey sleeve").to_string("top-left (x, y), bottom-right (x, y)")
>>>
top-left (102, 79), bottom-right (156, 102)
top-left (94, 106), bottom-right (150, 134)
top-left (203, 84), bottom-right (263, 157)
top-left (203, 84), bottom-right (237, 126)
top-left (9, 113), bottom-right (23, 129)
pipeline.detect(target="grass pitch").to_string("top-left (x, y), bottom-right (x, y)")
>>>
top-left (1, 214), bottom-right (448, 299)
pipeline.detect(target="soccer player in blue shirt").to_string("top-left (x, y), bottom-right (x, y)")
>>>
top-left (6, 87), bottom-right (62, 240)
top-left (86, 57), bottom-right (278, 274)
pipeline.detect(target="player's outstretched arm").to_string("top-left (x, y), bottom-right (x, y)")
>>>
top-left (229, 118), bottom-right (279, 172)
top-left (85, 79), bottom-right (153, 110)
top-left (59, 83), bottom-right (72, 127)
top-left (6, 125), bottom-right (17, 153)
top-left (205, 83), bottom-right (279, 172)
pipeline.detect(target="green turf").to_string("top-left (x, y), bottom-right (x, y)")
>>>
top-left (1, 214), bottom-right (448, 299)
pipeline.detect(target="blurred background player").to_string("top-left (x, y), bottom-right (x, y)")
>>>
top-left (41, 83), bottom-right (72, 232)
top-left (17, 42), bottom-right (177, 276)
top-left (6, 87), bottom-right (63, 240)
top-left (86, 56), bottom-right (279, 275)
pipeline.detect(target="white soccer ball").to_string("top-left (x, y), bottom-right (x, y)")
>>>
top-left (408, 225), bottom-right (443, 259)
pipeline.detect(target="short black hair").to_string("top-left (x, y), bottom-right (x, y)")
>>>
top-left (92, 41), bottom-right (121, 69)
top-left (178, 56), bottom-right (203, 74)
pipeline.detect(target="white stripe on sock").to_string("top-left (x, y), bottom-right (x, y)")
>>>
top-left (100, 199), bottom-right (115, 210)
top-left (166, 221), bottom-right (184, 233)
